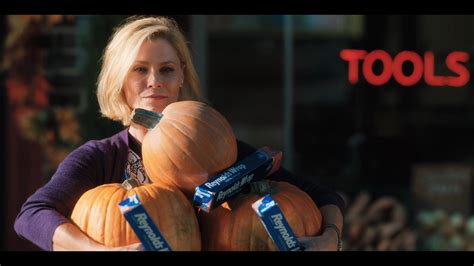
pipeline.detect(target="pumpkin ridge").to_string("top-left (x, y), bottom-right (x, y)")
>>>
top-left (159, 123), bottom-right (206, 188)
top-left (292, 190), bottom-right (313, 233)
top-left (71, 188), bottom-right (94, 233)
top-left (145, 185), bottom-right (168, 227)
top-left (84, 186), bottom-right (108, 227)
top-left (139, 185), bottom-right (165, 239)
top-left (282, 182), bottom-right (322, 236)
top-left (192, 102), bottom-right (234, 137)
top-left (70, 201), bottom-right (83, 233)
top-left (119, 185), bottom-right (136, 245)
top-left (172, 187), bottom-right (201, 250)
top-left (167, 109), bottom-right (231, 155)
top-left (87, 186), bottom-right (108, 244)
top-left (104, 185), bottom-right (125, 246)
top-left (203, 107), bottom-right (237, 152)
top-left (138, 185), bottom-right (175, 247)
top-left (166, 108), bottom-right (236, 157)
top-left (144, 128), bottom-right (185, 188)
top-left (249, 203), bottom-right (257, 250)
top-left (142, 128), bottom-right (177, 185)
top-left (159, 121), bottom-right (203, 171)
top-left (305, 204), bottom-right (323, 235)
top-left (206, 109), bottom-right (236, 149)
top-left (101, 186), bottom-right (113, 246)
top-left (280, 191), bottom-right (305, 237)
top-left (192, 103), bottom-right (236, 147)
top-left (163, 116), bottom-right (223, 169)
top-left (162, 187), bottom-right (184, 248)
top-left (268, 187), bottom-right (302, 248)
top-left (146, 184), bottom-right (200, 251)
top-left (227, 207), bottom-right (237, 250)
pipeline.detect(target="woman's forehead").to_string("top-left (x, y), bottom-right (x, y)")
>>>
top-left (134, 39), bottom-right (180, 64)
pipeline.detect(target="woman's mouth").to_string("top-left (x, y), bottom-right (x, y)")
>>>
top-left (144, 94), bottom-right (168, 99)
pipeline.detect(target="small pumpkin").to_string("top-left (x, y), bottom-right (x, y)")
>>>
top-left (70, 179), bottom-right (201, 250)
top-left (198, 180), bottom-right (322, 251)
top-left (132, 101), bottom-right (238, 197)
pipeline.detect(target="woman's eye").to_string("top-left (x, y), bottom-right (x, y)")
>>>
top-left (161, 67), bottom-right (174, 73)
top-left (133, 66), bottom-right (147, 73)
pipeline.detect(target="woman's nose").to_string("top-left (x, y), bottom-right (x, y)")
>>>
top-left (147, 73), bottom-right (163, 88)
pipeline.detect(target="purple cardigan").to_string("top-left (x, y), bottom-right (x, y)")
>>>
top-left (14, 128), bottom-right (345, 251)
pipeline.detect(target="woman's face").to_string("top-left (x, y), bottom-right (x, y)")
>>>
top-left (123, 38), bottom-right (184, 114)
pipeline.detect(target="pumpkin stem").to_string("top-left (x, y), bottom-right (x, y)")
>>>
top-left (121, 178), bottom-right (140, 190)
top-left (130, 108), bottom-right (163, 129)
top-left (250, 180), bottom-right (275, 196)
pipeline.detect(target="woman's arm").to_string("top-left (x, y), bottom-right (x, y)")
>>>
top-left (53, 223), bottom-right (105, 251)
top-left (52, 223), bottom-right (142, 251)
top-left (15, 141), bottom-right (111, 250)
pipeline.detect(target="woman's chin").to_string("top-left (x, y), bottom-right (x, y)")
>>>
top-left (136, 104), bottom-right (167, 114)
top-left (134, 98), bottom-right (178, 113)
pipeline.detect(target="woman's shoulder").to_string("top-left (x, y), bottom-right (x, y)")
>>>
top-left (66, 128), bottom-right (129, 161)
top-left (80, 128), bottom-right (128, 152)
top-left (45, 128), bottom-right (129, 186)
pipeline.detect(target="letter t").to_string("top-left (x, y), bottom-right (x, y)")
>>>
top-left (340, 49), bottom-right (368, 85)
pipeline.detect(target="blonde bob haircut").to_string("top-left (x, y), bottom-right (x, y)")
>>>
top-left (97, 16), bottom-right (202, 126)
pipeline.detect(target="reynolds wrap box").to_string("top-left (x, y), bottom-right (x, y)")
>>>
top-left (252, 194), bottom-right (304, 251)
top-left (119, 193), bottom-right (172, 251)
top-left (193, 147), bottom-right (282, 212)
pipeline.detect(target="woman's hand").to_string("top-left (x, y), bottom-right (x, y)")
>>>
top-left (106, 242), bottom-right (144, 251)
top-left (298, 228), bottom-right (339, 251)
top-left (298, 204), bottom-right (344, 251)
top-left (53, 222), bottom-right (144, 251)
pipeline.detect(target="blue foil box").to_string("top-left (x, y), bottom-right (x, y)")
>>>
top-left (193, 147), bottom-right (282, 213)
top-left (252, 194), bottom-right (304, 251)
top-left (119, 194), bottom-right (172, 251)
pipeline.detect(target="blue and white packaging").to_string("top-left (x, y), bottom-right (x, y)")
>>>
top-left (119, 194), bottom-right (172, 251)
top-left (193, 147), bottom-right (282, 212)
top-left (252, 194), bottom-right (304, 251)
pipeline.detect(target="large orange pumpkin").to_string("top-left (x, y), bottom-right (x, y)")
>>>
top-left (198, 180), bottom-right (322, 251)
top-left (133, 101), bottom-right (238, 197)
top-left (70, 179), bottom-right (201, 250)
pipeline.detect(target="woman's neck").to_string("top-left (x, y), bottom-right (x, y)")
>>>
top-left (128, 123), bottom-right (148, 143)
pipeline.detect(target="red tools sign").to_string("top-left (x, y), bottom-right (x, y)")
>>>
top-left (340, 49), bottom-right (470, 87)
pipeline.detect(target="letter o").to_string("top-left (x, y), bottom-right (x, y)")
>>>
top-left (363, 50), bottom-right (392, 86)
top-left (393, 51), bottom-right (423, 86)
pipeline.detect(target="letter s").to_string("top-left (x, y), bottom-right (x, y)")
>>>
top-left (446, 51), bottom-right (470, 87)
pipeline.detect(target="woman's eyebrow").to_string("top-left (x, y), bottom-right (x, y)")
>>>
top-left (133, 60), bottom-right (149, 64)
top-left (158, 60), bottom-right (178, 65)
top-left (133, 60), bottom-right (177, 65)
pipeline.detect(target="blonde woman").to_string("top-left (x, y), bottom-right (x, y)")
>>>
top-left (15, 16), bottom-right (344, 251)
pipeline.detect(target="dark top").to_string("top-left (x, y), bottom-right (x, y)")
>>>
top-left (14, 128), bottom-right (345, 251)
